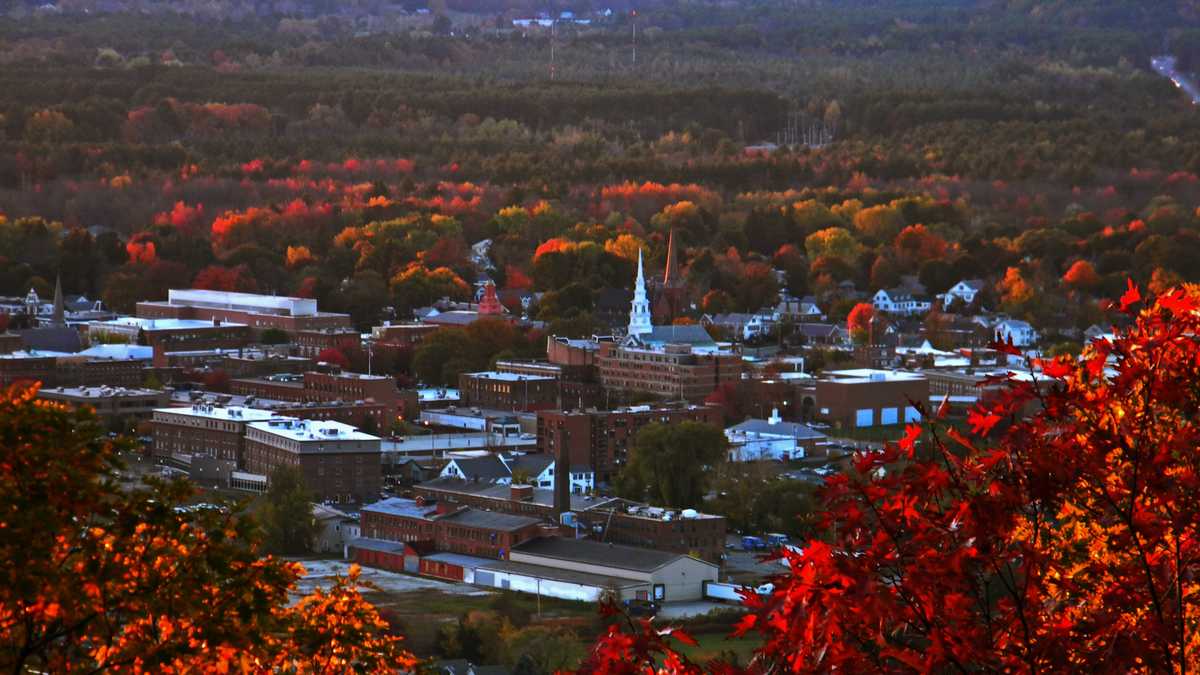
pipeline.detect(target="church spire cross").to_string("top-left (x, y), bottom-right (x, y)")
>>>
top-left (628, 249), bottom-right (652, 337)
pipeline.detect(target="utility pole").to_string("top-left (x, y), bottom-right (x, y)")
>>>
top-left (550, 20), bottom-right (556, 80)
top-left (631, 10), bottom-right (637, 67)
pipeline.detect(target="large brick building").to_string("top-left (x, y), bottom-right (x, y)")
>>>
top-left (136, 289), bottom-right (351, 338)
top-left (292, 328), bottom-right (361, 359)
top-left (0, 352), bottom-right (146, 388)
top-left (815, 368), bottom-right (930, 428)
top-left (243, 418), bottom-right (382, 504)
top-left (87, 317), bottom-right (250, 352)
top-left (152, 404), bottom-right (280, 463)
top-left (596, 341), bottom-right (741, 402)
top-left (457, 371), bottom-right (559, 412)
top-left (412, 480), bottom-right (727, 563)
top-left (537, 404), bottom-right (724, 482)
top-left (230, 370), bottom-right (400, 426)
top-left (39, 386), bottom-right (169, 423)
top-left (359, 496), bottom-right (543, 559)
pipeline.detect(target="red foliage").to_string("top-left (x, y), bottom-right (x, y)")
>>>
top-left (596, 283), bottom-right (1200, 673)
top-left (153, 201), bottom-right (205, 235)
top-left (192, 265), bottom-right (259, 293)
top-left (1062, 259), bottom-right (1100, 289)
top-left (504, 265), bottom-right (533, 290)
top-left (318, 348), bottom-right (350, 369)
top-left (125, 233), bottom-right (157, 264)
top-left (846, 302), bottom-right (876, 338)
top-left (894, 223), bottom-right (948, 263)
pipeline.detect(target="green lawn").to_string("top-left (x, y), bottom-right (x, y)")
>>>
top-left (668, 631), bottom-right (761, 666)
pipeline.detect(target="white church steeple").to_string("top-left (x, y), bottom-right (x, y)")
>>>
top-left (628, 249), bottom-right (653, 337)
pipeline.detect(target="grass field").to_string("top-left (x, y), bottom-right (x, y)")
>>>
top-left (669, 631), bottom-right (761, 667)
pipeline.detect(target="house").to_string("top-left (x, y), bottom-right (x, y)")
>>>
top-left (725, 409), bottom-right (828, 461)
top-left (994, 319), bottom-right (1039, 347)
top-left (872, 288), bottom-right (932, 316)
top-left (312, 504), bottom-right (358, 554)
top-left (940, 279), bottom-right (986, 308)
top-left (702, 312), bottom-right (777, 341)
top-left (794, 322), bottom-right (849, 346)
top-left (438, 453), bottom-right (594, 493)
top-left (775, 294), bottom-right (824, 320)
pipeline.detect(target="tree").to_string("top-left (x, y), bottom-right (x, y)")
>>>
top-left (1062, 259), bottom-right (1100, 290)
top-left (592, 283), bottom-right (1200, 673)
top-left (846, 302), bottom-right (875, 344)
top-left (805, 227), bottom-right (861, 266)
top-left (260, 328), bottom-right (290, 344)
top-left (317, 347), bottom-right (350, 369)
top-left (259, 465), bottom-right (319, 555)
top-left (0, 384), bottom-right (412, 672)
top-left (616, 422), bottom-right (726, 508)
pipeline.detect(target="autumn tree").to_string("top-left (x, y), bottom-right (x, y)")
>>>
top-left (846, 302), bottom-right (876, 344)
top-left (0, 384), bottom-right (413, 672)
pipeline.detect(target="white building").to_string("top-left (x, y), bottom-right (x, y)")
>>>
top-left (872, 288), bottom-right (932, 316)
top-left (438, 453), bottom-right (594, 493)
top-left (994, 319), bottom-right (1039, 347)
top-left (725, 409), bottom-right (828, 461)
top-left (940, 279), bottom-right (985, 308)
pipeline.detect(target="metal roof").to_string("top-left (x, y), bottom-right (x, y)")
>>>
top-left (513, 537), bottom-right (715, 573)
top-left (440, 509), bottom-right (542, 531)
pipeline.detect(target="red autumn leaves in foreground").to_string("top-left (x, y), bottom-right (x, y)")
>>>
top-left (584, 283), bottom-right (1200, 673)
top-left (0, 386), bottom-right (414, 673)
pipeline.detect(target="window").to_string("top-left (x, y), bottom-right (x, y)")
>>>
top-left (855, 409), bottom-right (874, 427)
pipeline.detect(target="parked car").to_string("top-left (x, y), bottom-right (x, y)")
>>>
top-left (766, 533), bottom-right (790, 548)
top-left (741, 535), bottom-right (767, 551)
top-left (623, 599), bottom-right (660, 617)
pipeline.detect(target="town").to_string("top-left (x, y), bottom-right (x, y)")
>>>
top-left (0, 237), bottom-right (1063, 620)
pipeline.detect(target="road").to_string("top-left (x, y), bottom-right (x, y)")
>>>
top-left (1152, 55), bottom-right (1200, 105)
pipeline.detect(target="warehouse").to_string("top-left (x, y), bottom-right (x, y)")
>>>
top-left (474, 559), bottom-right (648, 603)
top-left (507, 538), bottom-right (719, 602)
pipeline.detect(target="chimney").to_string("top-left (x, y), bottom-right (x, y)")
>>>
top-left (553, 426), bottom-right (571, 520)
top-left (510, 484), bottom-right (533, 502)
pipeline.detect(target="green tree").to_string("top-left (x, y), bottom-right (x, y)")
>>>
top-left (616, 422), bottom-right (727, 508)
top-left (502, 625), bottom-right (585, 674)
top-left (259, 465), bottom-right (318, 555)
top-left (260, 328), bottom-right (290, 344)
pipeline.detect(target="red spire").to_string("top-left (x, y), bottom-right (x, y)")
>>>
top-left (663, 229), bottom-right (682, 288)
top-left (478, 281), bottom-right (503, 315)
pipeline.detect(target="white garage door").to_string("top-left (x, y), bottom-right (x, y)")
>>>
top-left (880, 407), bottom-right (898, 425)
top-left (855, 409), bottom-right (874, 427)
top-left (905, 406), bottom-right (921, 423)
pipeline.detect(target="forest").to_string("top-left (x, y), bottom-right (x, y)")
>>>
top-left (0, 0), bottom-right (1198, 359)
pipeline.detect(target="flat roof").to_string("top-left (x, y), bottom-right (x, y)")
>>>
top-left (463, 371), bottom-right (555, 382)
top-left (248, 418), bottom-right (379, 442)
top-left (419, 479), bottom-right (616, 512)
top-left (440, 509), bottom-right (542, 531)
top-left (155, 405), bottom-right (280, 422)
top-left (514, 537), bottom-right (714, 572)
top-left (423, 552), bottom-right (495, 568)
top-left (41, 386), bottom-right (164, 399)
top-left (362, 497), bottom-right (437, 520)
top-left (167, 289), bottom-right (318, 316)
top-left (823, 368), bottom-right (927, 383)
top-left (478, 559), bottom-right (646, 589)
top-left (348, 537), bottom-right (408, 554)
top-left (94, 317), bottom-right (248, 331)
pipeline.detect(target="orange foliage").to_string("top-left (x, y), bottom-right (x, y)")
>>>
top-left (1062, 259), bottom-right (1100, 289)
top-left (125, 234), bottom-right (157, 264)
top-left (286, 245), bottom-right (316, 269)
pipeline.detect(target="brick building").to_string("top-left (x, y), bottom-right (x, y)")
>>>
top-left (0, 352), bottom-right (146, 388)
top-left (596, 342), bottom-right (741, 402)
top-left (230, 370), bottom-right (400, 424)
top-left (537, 404), bottom-right (724, 482)
top-left (292, 328), bottom-right (361, 359)
top-left (815, 369), bottom-right (930, 428)
top-left (88, 317), bottom-right (250, 353)
top-left (359, 497), bottom-right (543, 560)
top-left (152, 404), bottom-right (280, 463)
top-left (412, 481), bottom-right (727, 563)
top-left (39, 386), bottom-right (169, 423)
top-left (243, 418), bottom-right (381, 504)
top-left (457, 371), bottom-right (559, 412)
top-left (136, 289), bottom-right (351, 338)
top-left (495, 359), bottom-right (603, 410)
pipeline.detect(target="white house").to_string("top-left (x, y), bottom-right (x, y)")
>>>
top-left (724, 409), bottom-right (828, 461)
top-left (775, 294), bottom-right (824, 320)
top-left (438, 453), bottom-right (594, 493)
top-left (873, 288), bottom-right (932, 316)
top-left (312, 504), bottom-right (358, 554)
top-left (994, 319), bottom-right (1039, 347)
top-left (702, 312), bottom-right (777, 341)
top-left (940, 279), bottom-right (985, 308)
